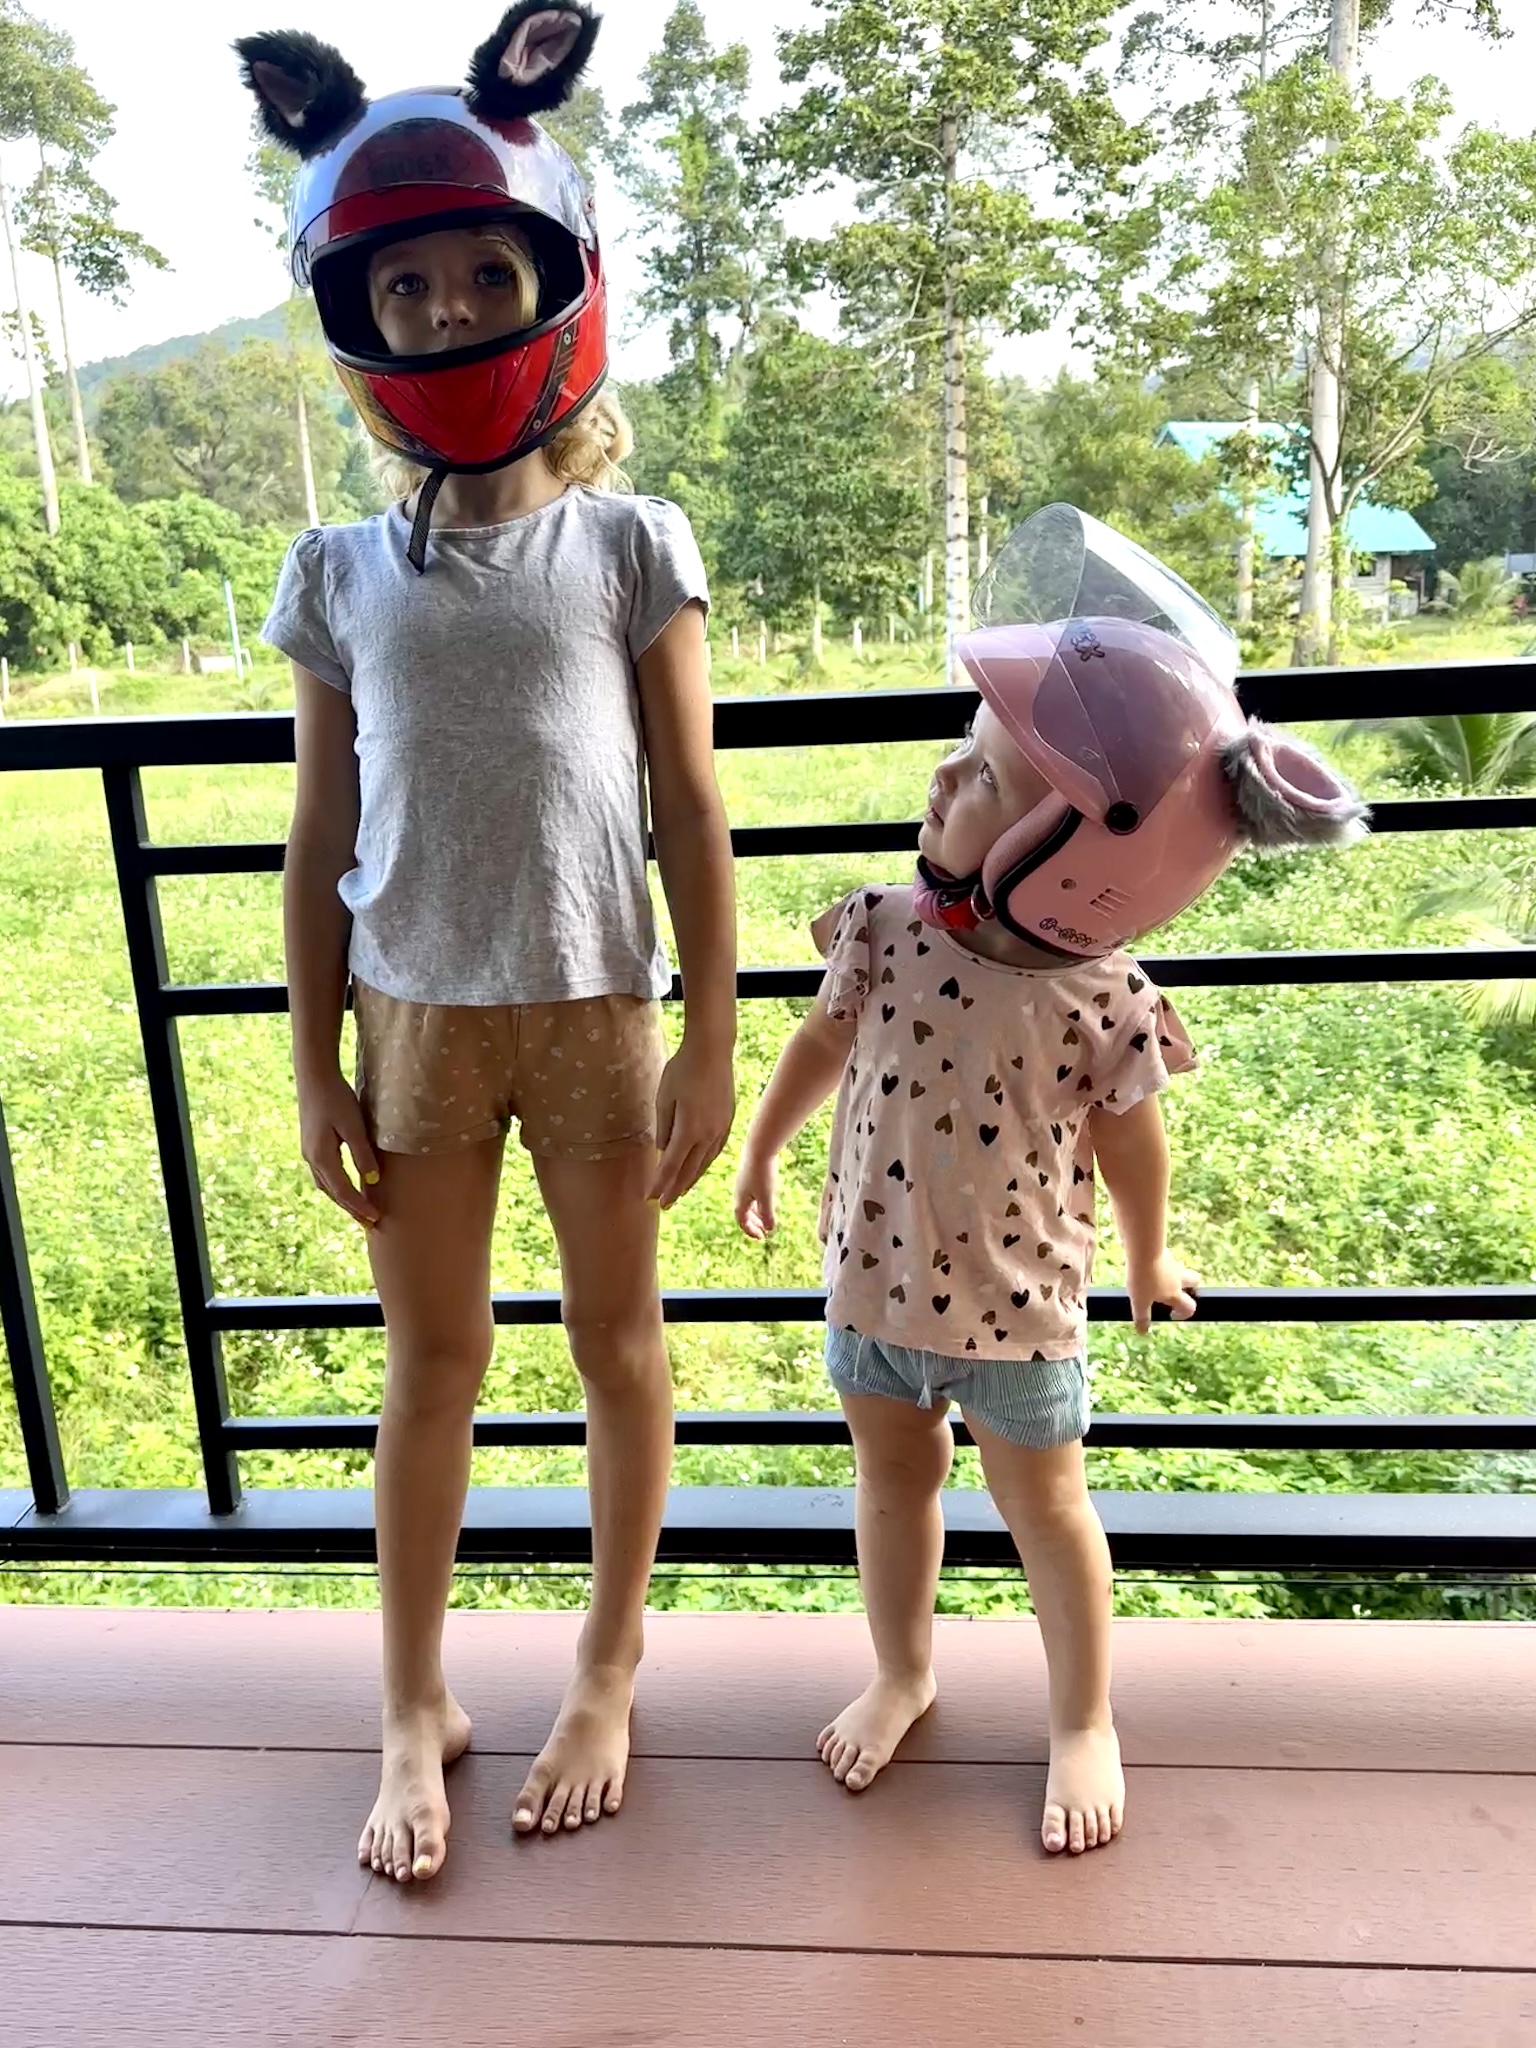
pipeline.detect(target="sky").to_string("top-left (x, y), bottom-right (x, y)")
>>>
top-left (9, 0), bottom-right (1536, 399)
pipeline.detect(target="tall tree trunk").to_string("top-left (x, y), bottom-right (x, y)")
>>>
top-left (50, 247), bottom-right (91, 485)
top-left (1236, 376), bottom-right (1258, 626)
top-left (38, 143), bottom-right (90, 485)
top-left (296, 386), bottom-right (320, 528)
top-left (0, 164), bottom-right (59, 535)
top-left (941, 113), bottom-right (969, 683)
top-left (1295, 0), bottom-right (1360, 664)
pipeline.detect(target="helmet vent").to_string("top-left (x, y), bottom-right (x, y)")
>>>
top-left (1089, 884), bottom-right (1134, 920)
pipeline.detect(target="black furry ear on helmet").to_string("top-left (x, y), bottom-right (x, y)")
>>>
top-left (234, 31), bottom-right (368, 159)
top-left (465, 2), bottom-right (601, 121)
top-left (1220, 723), bottom-right (1370, 852)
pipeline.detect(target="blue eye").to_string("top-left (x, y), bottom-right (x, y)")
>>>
top-left (386, 273), bottom-right (424, 297)
top-left (478, 262), bottom-right (515, 287)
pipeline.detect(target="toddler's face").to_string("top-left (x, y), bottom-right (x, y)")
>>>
top-left (367, 224), bottom-right (537, 354)
top-left (919, 702), bottom-right (1053, 878)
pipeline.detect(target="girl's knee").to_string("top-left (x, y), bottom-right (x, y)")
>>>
top-left (853, 1412), bottom-right (954, 1499)
top-left (383, 1331), bottom-right (494, 1419)
top-left (987, 1447), bottom-right (1093, 1538)
top-left (563, 1307), bottom-right (667, 1394)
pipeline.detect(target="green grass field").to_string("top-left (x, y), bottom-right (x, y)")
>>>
top-left (2, 627), bottom-right (1534, 1619)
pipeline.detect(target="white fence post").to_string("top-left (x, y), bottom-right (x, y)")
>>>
top-left (852, 618), bottom-right (863, 657)
top-left (67, 641), bottom-right (77, 673)
top-left (125, 641), bottom-right (135, 674)
top-left (1, 655), bottom-right (8, 704)
top-left (731, 625), bottom-right (740, 660)
top-left (757, 624), bottom-right (767, 665)
top-left (88, 671), bottom-right (99, 715)
top-left (223, 578), bottom-right (247, 680)
top-left (181, 638), bottom-right (192, 675)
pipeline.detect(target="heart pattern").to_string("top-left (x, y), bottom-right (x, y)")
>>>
top-left (818, 888), bottom-right (1187, 1360)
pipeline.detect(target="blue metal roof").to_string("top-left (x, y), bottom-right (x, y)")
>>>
top-left (1157, 422), bottom-right (1436, 556)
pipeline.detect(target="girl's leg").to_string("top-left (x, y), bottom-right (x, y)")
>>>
top-left (513, 1147), bottom-right (674, 1836)
top-left (963, 1416), bottom-right (1123, 1857)
top-left (819, 1389), bottom-right (954, 1793)
top-left (358, 1137), bottom-right (505, 1885)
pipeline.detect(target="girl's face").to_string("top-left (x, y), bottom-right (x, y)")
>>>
top-left (367, 225), bottom-right (538, 354)
top-left (919, 701), bottom-right (1054, 878)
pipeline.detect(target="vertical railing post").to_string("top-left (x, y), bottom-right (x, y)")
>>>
top-left (102, 763), bottom-right (241, 1515)
top-left (0, 1092), bottom-right (68, 1515)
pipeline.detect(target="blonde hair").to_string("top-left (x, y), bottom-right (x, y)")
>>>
top-left (364, 222), bottom-right (634, 503)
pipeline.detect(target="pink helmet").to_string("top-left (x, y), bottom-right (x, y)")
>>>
top-left (918, 506), bottom-right (1368, 958)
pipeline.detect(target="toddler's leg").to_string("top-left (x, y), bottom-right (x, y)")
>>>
top-left (965, 1417), bottom-right (1123, 1857)
top-left (362, 1138), bottom-right (505, 1884)
top-left (512, 1148), bottom-right (674, 1836)
top-left (820, 1389), bottom-right (953, 1792)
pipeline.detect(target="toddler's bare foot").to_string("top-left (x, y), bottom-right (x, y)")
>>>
top-left (1042, 1721), bottom-right (1124, 1855)
top-left (358, 1690), bottom-right (472, 1884)
top-left (514, 1658), bottom-right (637, 1837)
top-left (817, 1669), bottom-right (937, 1793)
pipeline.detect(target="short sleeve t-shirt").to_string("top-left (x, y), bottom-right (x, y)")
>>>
top-left (814, 886), bottom-right (1196, 1363)
top-left (262, 487), bottom-right (710, 1007)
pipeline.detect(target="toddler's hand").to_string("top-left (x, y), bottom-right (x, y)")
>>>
top-left (1127, 1250), bottom-right (1200, 1335)
top-left (734, 1148), bottom-right (778, 1240)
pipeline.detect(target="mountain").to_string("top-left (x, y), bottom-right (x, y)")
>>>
top-left (75, 303), bottom-right (292, 415)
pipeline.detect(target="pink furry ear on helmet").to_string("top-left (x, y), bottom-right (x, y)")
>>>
top-left (466, 2), bottom-right (602, 120)
top-left (234, 31), bottom-right (368, 158)
top-left (1220, 723), bottom-right (1370, 852)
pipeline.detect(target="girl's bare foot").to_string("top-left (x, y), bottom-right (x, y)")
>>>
top-left (358, 1691), bottom-right (473, 1884)
top-left (514, 1659), bottom-right (637, 1837)
top-left (1042, 1722), bottom-right (1124, 1855)
top-left (817, 1669), bottom-right (938, 1792)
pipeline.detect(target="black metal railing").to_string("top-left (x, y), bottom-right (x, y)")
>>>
top-left (3, 658), bottom-right (1536, 1569)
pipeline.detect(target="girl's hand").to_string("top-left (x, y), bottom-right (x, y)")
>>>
top-left (297, 1069), bottom-right (381, 1228)
top-left (651, 1037), bottom-right (736, 1209)
top-left (1127, 1250), bottom-right (1200, 1335)
top-left (734, 1146), bottom-right (779, 1240)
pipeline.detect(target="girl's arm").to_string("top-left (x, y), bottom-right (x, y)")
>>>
top-left (735, 1000), bottom-right (855, 1239)
top-left (636, 601), bottom-right (737, 1208)
top-left (1088, 1094), bottom-right (1199, 1334)
top-left (284, 664), bottom-right (380, 1227)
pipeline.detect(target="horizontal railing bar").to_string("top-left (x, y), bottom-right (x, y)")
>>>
top-left (129, 792), bottom-right (1536, 879)
top-left (208, 1284), bottom-right (1536, 1331)
top-left (223, 1410), bottom-right (1536, 1452)
top-left (6, 1484), bottom-right (1535, 1568)
top-left (2, 662), bottom-right (1532, 772)
top-left (162, 946), bottom-right (1536, 1016)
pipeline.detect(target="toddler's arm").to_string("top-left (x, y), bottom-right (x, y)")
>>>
top-left (1088, 1095), bottom-right (1199, 1335)
top-left (735, 1000), bottom-right (856, 1239)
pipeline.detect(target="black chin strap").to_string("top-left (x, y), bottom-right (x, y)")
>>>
top-left (406, 466), bottom-right (449, 574)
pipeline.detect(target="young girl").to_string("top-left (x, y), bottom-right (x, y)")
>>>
top-left (735, 509), bottom-right (1366, 1856)
top-left (242, 5), bottom-right (736, 1882)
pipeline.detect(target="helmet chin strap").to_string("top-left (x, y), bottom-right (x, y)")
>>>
top-left (913, 855), bottom-right (991, 933)
top-left (406, 465), bottom-right (450, 575)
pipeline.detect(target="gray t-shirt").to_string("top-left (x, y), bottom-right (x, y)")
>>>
top-left (262, 487), bottom-right (710, 1006)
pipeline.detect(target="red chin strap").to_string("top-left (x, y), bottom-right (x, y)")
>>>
top-left (913, 858), bottom-right (989, 933)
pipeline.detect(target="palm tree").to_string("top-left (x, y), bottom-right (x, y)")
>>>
top-left (1415, 857), bottom-right (1536, 1028)
top-left (1343, 712), bottom-right (1536, 793)
top-left (1448, 555), bottom-right (1521, 622)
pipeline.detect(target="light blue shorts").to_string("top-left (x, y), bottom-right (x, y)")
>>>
top-left (826, 1326), bottom-right (1089, 1451)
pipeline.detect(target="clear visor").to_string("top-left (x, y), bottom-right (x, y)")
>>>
top-left (962, 506), bottom-right (1239, 823)
top-left (974, 503), bottom-right (1238, 686)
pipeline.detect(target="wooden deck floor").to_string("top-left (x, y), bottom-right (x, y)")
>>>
top-left (1, 1608), bottom-right (1532, 2045)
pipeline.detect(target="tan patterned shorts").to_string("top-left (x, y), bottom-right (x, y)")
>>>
top-left (352, 981), bottom-right (666, 1161)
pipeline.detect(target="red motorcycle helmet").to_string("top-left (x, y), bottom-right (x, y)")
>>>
top-left (237, 4), bottom-right (608, 568)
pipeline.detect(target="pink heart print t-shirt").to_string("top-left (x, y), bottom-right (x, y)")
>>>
top-left (814, 886), bottom-right (1197, 1364)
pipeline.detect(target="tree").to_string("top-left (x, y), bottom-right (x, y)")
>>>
top-left (96, 339), bottom-right (348, 526)
top-left (0, 1), bottom-right (111, 533)
top-left (1002, 372), bottom-right (1244, 608)
top-left (763, 0), bottom-right (1144, 675)
top-left (1346, 711), bottom-right (1536, 792)
top-left (16, 156), bottom-right (168, 486)
top-left (723, 323), bottom-right (927, 657)
top-left (247, 139), bottom-right (328, 528)
top-left (541, 80), bottom-right (611, 184)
